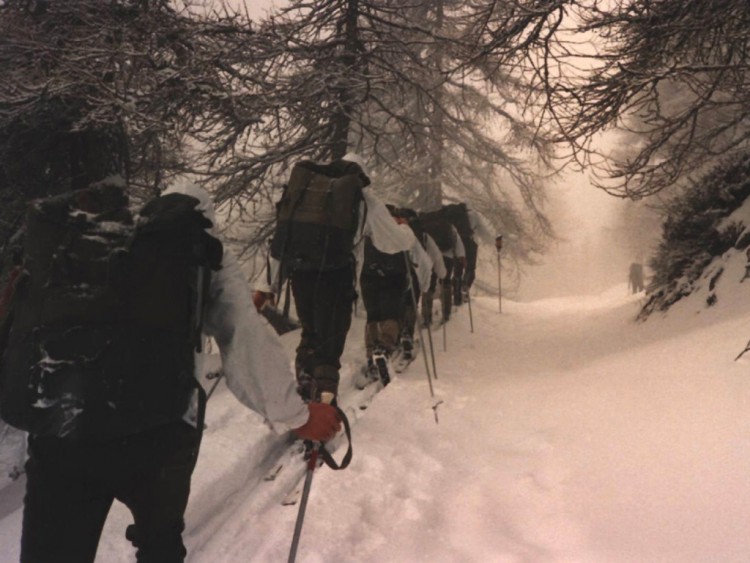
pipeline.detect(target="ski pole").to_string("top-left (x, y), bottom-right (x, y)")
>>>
top-left (425, 323), bottom-right (438, 380)
top-left (287, 407), bottom-right (353, 562)
top-left (466, 287), bottom-right (474, 333)
top-left (402, 254), bottom-right (437, 399)
top-left (288, 444), bottom-right (319, 563)
top-left (735, 338), bottom-right (750, 361)
top-left (442, 316), bottom-right (447, 352)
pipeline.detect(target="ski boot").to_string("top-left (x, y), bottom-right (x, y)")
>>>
top-left (372, 347), bottom-right (391, 386)
top-left (401, 334), bottom-right (414, 362)
top-left (355, 359), bottom-right (380, 390)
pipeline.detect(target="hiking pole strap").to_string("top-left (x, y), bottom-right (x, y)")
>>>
top-left (205, 371), bottom-right (224, 401)
top-left (319, 406), bottom-right (353, 470)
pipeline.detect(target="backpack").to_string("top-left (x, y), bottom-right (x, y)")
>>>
top-left (418, 209), bottom-right (455, 252)
top-left (0, 181), bottom-right (223, 440)
top-left (442, 203), bottom-right (473, 244)
top-left (270, 159), bottom-right (366, 274)
top-left (362, 237), bottom-right (407, 277)
top-left (406, 216), bottom-right (427, 249)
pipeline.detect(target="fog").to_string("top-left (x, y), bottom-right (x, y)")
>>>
top-left (517, 171), bottom-right (658, 301)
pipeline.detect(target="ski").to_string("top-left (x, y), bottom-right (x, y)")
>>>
top-left (260, 439), bottom-right (308, 499)
top-left (393, 355), bottom-right (415, 373)
top-left (281, 453), bottom-right (319, 507)
top-left (393, 340), bottom-right (418, 373)
top-left (391, 351), bottom-right (417, 373)
top-left (282, 484), bottom-right (303, 506)
top-left (354, 360), bottom-right (379, 390)
top-left (263, 462), bottom-right (284, 482)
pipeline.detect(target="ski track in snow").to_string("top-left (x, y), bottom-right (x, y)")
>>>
top-left (2, 258), bottom-right (750, 562)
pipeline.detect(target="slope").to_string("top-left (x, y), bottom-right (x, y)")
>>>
top-left (1, 268), bottom-right (750, 561)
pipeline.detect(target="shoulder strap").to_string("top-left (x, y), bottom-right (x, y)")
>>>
top-left (352, 197), bottom-right (367, 248)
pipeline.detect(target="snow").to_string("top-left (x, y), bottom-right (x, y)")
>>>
top-left (2, 255), bottom-right (750, 562)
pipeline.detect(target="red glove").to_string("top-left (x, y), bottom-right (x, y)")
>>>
top-left (292, 402), bottom-right (341, 442)
top-left (252, 291), bottom-right (275, 312)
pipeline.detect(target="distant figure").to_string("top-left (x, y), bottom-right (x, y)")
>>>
top-left (629, 262), bottom-right (645, 293)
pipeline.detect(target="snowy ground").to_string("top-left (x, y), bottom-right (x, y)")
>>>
top-left (1, 255), bottom-right (750, 562)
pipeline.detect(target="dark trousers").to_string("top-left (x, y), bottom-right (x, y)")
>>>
top-left (453, 259), bottom-right (464, 305)
top-left (360, 272), bottom-right (407, 358)
top-left (21, 421), bottom-right (201, 563)
top-left (360, 273), bottom-right (407, 324)
top-left (291, 265), bottom-right (357, 396)
top-left (441, 258), bottom-right (455, 320)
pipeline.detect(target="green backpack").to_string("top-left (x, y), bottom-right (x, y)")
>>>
top-left (270, 159), bottom-right (366, 274)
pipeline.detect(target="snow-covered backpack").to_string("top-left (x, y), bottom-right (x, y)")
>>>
top-left (0, 181), bottom-right (223, 440)
top-left (418, 209), bottom-right (455, 252)
top-left (270, 159), bottom-right (366, 275)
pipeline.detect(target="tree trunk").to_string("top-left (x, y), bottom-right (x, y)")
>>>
top-left (330, 0), bottom-right (360, 160)
top-left (426, 0), bottom-right (445, 209)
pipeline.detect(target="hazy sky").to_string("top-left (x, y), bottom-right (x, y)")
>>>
top-left (227, 0), bottom-right (279, 18)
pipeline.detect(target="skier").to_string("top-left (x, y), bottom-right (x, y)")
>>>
top-left (465, 206), bottom-right (493, 294)
top-left (257, 153), bottom-right (414, 404)
top-left (392, 207), bottom-right (446, 360)
top-left (628, 262), bottom-right (645, 293)
top-left (443, 202), bottom-right (492, 302)
top-left (0, 180), bottom-right (341, 563)
top-left (419, 209), bottom-right (465, 323)
top-left (356, 206), bottom-right (432, 388)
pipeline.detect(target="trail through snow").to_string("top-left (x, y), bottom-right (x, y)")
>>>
top-left (1, 276), bottom-right (750, 562)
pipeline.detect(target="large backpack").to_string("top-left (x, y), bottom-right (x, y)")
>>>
top-left (270, 159), bottom-right (366, 274)
top-left (442, 203), bottom-right (473, 244)
top-left (418, 209), bottom-right (455, 252)
top-left (0, 181), bottom-right (223, 440)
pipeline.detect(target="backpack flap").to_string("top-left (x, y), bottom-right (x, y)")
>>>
top-left (270, 160), bottom-right (363, 272)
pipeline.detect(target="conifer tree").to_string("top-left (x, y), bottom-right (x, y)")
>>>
top-left (0, 0), bottom-right (260, 253)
